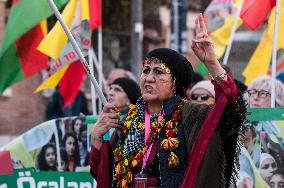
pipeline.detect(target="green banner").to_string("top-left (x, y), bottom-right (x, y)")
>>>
top-left (0, 168), bottom-right (96, 188)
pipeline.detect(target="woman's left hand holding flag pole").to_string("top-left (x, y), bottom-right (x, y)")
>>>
top-left (47, 0), bottom-right (107, 105)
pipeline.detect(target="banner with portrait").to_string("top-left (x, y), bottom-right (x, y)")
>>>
top-left (0, 116), bottom-right (98, 173)
top-left (238, 108), bottom-right (284, 188)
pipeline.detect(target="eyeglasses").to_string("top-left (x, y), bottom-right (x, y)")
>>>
top-left (247, 89), bottom-right (271, 98)
top-left (190, 93), bottom-right (213, 101)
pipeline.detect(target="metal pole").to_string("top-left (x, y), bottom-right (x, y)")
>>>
top-left (173, 0), bottom-right (179, 51)
top-left (223, 4), bottom-right (242, 65)
top-left (47, 0), bottom-right (107, 105)
top-left (98, 26), bottom-right (103, 112)
top-left (271, 0), bottom-right (281, 108)
top-left (131, 0), bottom-right (143, 79)
top-left (88, 49), bottom-right (97, 116)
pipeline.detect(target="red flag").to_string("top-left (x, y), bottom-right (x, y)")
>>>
top-left (0, 151), bottom-right (13, 175)
top-left (59, 60), bottom-right (85, 108)
top-left (240, 0), bottom-right (276, 30)
top-left (88, 0), bottom-right (102, 29)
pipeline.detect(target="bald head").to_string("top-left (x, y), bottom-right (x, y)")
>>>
top-left (107, 68), bottom-right (127, 86)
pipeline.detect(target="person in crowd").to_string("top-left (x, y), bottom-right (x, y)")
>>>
top-left (106, 68), bottom-right (128, 87)
top-left (72, 117), bottom-right (84, 139)
top-left (62, 132), bottom-right (80, 172)
top-left (105, 68), bottom-right (138, 93)
top-left (241, 123), bottom-right (261, 167)
top-left (259, 153), bottom-right (278, 183)
top-left (247, 75), bottom-right (284, 108)
top-left (89, 14), bottom-right (246, 188)
top-left (188, 80), bottom-right (215, 105)
top-left (46, 89), bottom-right (89, 120)
top-left (269, 168), bottom-right (284, 188)
top-left (108, 77), bottom-right (141, 113)
top-left (57, 147), bottom-right (68, 171)
top-left (78, 124), bottom-right (89, 166)
top-left (37, 143), bottom-right (57, 171)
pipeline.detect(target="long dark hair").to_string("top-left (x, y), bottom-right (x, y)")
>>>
top-left (62, 132), bottom-right (80, 170)
top-left (37, 143), bottom-right (57, 171)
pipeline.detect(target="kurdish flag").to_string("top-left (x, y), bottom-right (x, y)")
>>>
top-left (36, 0), bottom-right (100, 108)
top-left (0, 0), bottom-right (68, 93)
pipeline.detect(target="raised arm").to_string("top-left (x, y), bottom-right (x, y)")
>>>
top-left (192, 13), bottom-right (227, 83)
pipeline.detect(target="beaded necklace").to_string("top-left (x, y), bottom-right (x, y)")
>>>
top-left (113, 99), bottom-right (186, 188)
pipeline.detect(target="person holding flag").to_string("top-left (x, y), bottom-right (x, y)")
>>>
top-left (89, 14), bottom-right (246, 188)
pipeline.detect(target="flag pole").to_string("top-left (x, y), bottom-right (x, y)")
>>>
top-left (88, 49), bottom-right (97, 116)
top-left (271, 0), bottom-right (281, 108)
top-left (47, 0), bottom-right (107, 105)
top-left (223, 2), bottom-right (242, 65)
top-left (98, 26), bottom-right (103, 113)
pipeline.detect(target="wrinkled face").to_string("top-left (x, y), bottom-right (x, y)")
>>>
top-left (107, 84), bottom-right (130, 111)
top-left (260, 158), bottom-right (278, 183)
top-left (190, 88), bottom-right (215, 105)
top-left (248, 84), bottom-right (271, 108)
top-left (270, 174), bottom-right (284, 188)
top-left (65, 136), bottom-right (75, 157)
top-left (74, 119), bottom-right (82, 134)
top-left (140, 62), bottom-right (175, 103)
top-left (45, 147), bottom-right (56, 167)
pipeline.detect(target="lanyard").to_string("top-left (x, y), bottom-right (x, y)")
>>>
top-left (142, 110), bottom-right (163, 172)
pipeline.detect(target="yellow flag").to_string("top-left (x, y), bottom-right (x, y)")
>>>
top-left (37, 0), bottom-right (78, 60)
top-left (209, 0), bottom-right (243, 59)
top-left (243, 4), bottom-right (284, 85)
top-left (211, 16), bottom-right (243, 59)
top-left (34, 65), bottom-right (70, 93)
top-left (81, 0), bottom-right (90, 21)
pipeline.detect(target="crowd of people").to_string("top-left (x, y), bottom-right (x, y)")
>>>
top-left (35, 12), bottom-right (284, 188)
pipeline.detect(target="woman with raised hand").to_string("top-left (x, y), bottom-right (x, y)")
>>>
top-left (89, 14), bottom-right (246, 188)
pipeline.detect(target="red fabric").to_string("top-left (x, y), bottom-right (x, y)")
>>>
top-left (89, 142), bottom-right (110, 188)
top-left (240, 0), bottom-right (276, 30)
top-left (15, 24), bottom-right (48, 77)
top-left (59, 60), bottom-right (85, 108)
top-left (0, 151), bottom-right (13, 175)
top-left (88, 0), bottom-right (102, 29)
top-left (179, 75), bottom-right (238, 188)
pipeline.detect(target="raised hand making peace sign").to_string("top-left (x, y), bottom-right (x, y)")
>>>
top-left (191, 13), bottom-right (227, 81)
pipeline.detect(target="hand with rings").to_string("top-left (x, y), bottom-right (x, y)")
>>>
top-left (191, 13), bottom-right (216, 64)
top-left (92, 103), bottom-right (121, 149)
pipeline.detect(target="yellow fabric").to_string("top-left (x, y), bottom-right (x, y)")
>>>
top-left (242, 149), bottom-right (269, 188)
top-left (34, 65), bottom-right (70, 93)
top-left (81, 0), bottom-right (90, 20)
top-left (211, 16), bottom-right (243, 59)
top-left (40, 20), bottom-right (48, 36)
top-left (37, 0), bottom-right (78, 60)
top-left (210, 0), bottom-right (243, 59)
top-left (243, 4), bottom-right (284, 85)
top-left (2, 137), bottom-right (35, 168)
